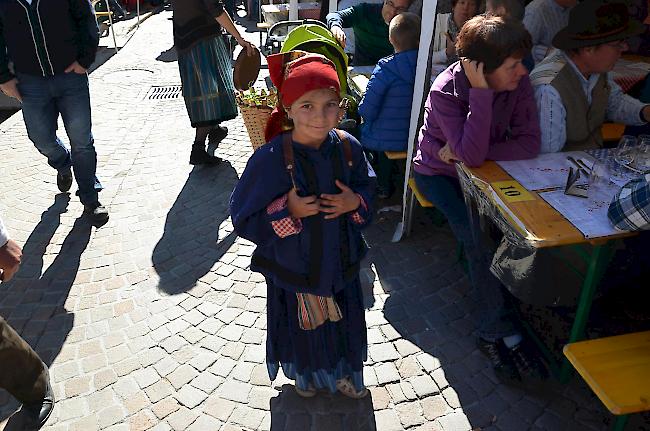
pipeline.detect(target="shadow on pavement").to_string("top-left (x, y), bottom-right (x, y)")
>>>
top-left (152, 163), bottom-right (238, 295)
top-left (368, 208), bottom-right (615, 430)
top-left (269, 384), bottom-right (376, 430)
top-left (0, 196), bottom-right (92, 423)
top-left (156, 46), bottom-right (178, 63)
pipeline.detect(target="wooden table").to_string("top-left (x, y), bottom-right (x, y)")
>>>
top-left (458, 161), bottom-right (634, 382)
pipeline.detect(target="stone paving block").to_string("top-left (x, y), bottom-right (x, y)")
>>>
top-left (57, 396), bottom-right (88, 422)
top-left (153, 356), bottom-right (180, 377)
top-left (219, 342), bottom-right (245, 360)
top-left (211, 356), bottom-right (237, 378)
top-left (396, 401), bottom-right (425, 427)
top-left (394, 339), bottom-right (419, 357)
top-left (400, 381), bottom-right (418, 401)
top-left (375, 409), bottom-right (404, 431)
top-left (218, 379), bottom-right (251, 403)
top-left (175, 385), bottom-right (208, 409)
top-left (369, 343), bottom-right (400, 363)
top-left (167, 406), bottom-right (200, 431)
top-left (113, 357), bottom-right (141, 377)
top-left (231, 362), bottom-right (255, 382)
top-left (152, 397), bottom-right (181, 420)
top-left (197, 317), bottom-right (223, 335)
top-left (97, 404), bottom-right (127, 429)
top-left (68, 413), bottom-right (100, 431)
top-left (387, 383), bottom-right (408, 404)
top-left (93, 368), bottom-right (118, 391)
top-left (376, 362), bottom-right (401, 385)
top-left (398, 356), bottom-right (424, 379)
top-left (203, 396), bottom-right (237, 422)
top-left (128, 409), bottom-right (158, 431)
top-left (422, 395), bottom-right (453, 421)
top-left (250, 364), bottom-right (272, 386)
top-left (442, 387), bottom-right (461, 409)
top-left (133, 366), bottom-right (160, 389)
top-left (215, 308), bottom-right (242, 324)
top-left (229, 405), bottom-right (266, 429)
top-left (186, 414), bottom-right (223, 431)
top-left (113, 376), bottom-right (140, 400)
top-left (161, 334), bottom-right (190, 353)
top-left (106, 345), bottom-right (131, 365)
top-left (436, 411), bottom-right (472, 431)
top-left (410, 374), bottom-right (439, 398)
top-left (431, 368), bottom-right (449, 391)
top-left (64, 376), bottom-right (91, 398)
top-left (167, 364), bottom-right (199, 390)
top-left (124, 389), bottom-right (151, 416)
top-left (188, 349), bottom-right (219, 371)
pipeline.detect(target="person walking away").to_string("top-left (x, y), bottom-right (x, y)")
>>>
top-left (171, 0), bottom-right (254, 165)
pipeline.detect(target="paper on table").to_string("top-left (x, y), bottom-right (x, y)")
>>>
top-left (538, 183), bottom-right (620, 239)
top-left (496, 151), bottom-right (594, 191)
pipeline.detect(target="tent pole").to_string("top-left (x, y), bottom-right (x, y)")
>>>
top-left (393, 0), bottom-right (437, 242)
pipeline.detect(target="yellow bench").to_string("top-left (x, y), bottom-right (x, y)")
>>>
top-left (602, 123), bottom-right (626, 142)
top-left (564, 330), bottom-right (650, 430)
top-left (385, 151), bottom-right (407, 160)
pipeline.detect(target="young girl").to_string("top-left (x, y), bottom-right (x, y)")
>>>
top-left (230, 51), bottom-right (373, 398)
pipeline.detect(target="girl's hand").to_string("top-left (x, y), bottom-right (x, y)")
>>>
top-left (319, 180), bottom-right (361, 220)
top-left (236, 37), bottom-right (256, 56)
top-left (287, 188), bottom-right (320, 219)
top-left (461, 58), bottom-right (489, 89)
top-left (438, 143), bottom-right (459, 164)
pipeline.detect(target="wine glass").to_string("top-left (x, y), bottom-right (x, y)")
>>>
top-left (636, 138), bottom-right (650, 172)
top-left (588, 159), bottom-right (612, 200)
top-left (614, 135), bottom-right (637, 167)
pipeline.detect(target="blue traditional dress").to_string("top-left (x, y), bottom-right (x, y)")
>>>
top-left (230, 130), bottom-right (373, 393)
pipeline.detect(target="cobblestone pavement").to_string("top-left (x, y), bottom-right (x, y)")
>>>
top-left (0, 9), bottom-right (648, 431)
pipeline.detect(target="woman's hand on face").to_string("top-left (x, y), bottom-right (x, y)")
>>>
top-left (319, 180), bottom-right (361, 219)
top-left (287, 188), bottom-right (320, 219)
top-left (438, 143), bottom-right (459, 164)
top-left (461, 58), bottom-right (489, 89)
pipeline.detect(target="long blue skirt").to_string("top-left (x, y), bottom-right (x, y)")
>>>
top-left (177, 36), bottom-right (238, 128)
top-left (266, 279), bottom-right (368, 393)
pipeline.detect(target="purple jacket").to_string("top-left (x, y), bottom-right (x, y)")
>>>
top-left (413, 62), bottom-right (541, 178)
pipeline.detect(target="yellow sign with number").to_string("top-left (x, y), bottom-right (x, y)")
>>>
top-left (491, 180), bottom-right (535, 203)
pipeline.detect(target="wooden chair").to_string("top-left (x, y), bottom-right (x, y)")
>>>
top-left (563, 331), bottom-right (650, 431)
top-left (602, 122), bottom-right (626, 143)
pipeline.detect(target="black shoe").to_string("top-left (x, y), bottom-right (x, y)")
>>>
top-left (21, 367), bottom-right (54, 430)
top-left (56, 169), bottom-right (73, 193)
top-left (476, 338), bottom-right (521, 383)
top-left (506, 341), bottom-right (548, 382)
top-left (190, 145), bottom-right (222, 165)
top-left (208, 125), bottom-right (228, 145)
top-left (84, 202), bottom-right (109, 225)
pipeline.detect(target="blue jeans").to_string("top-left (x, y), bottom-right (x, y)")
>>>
top-left (414, 171), bottom-right (516, 341)
top-left (17, 72), bottom-right (102, 206)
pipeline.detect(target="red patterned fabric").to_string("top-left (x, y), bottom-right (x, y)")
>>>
top-left (271, 217), bottom-right (303, 238)
top-left (350, 194), bottom-right (367, 225)
top-left (267, 194), bottom-right (302, 237)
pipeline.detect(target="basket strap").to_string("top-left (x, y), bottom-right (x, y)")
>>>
top-left (282, 132), bottom-right (298, 191)
top-left (334, 129), bottom-right (353, 168)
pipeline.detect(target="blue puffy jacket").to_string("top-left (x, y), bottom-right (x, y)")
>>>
top-left (358, 49), bottom-right (418, 151)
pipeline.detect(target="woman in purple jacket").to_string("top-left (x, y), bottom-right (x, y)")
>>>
top-left (413, 16), bottom-right (544, 383)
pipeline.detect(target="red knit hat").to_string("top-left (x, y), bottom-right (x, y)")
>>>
top-left (264, 51), bottom-right (341, 142)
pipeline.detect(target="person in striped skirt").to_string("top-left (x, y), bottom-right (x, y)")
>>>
top-left (171, 0), bottom-right (254, 165)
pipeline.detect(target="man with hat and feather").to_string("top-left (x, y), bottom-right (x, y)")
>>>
top-left (530, 0), bottom-right (650, 153)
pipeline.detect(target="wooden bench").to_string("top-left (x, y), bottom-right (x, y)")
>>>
top-left (563, 331), bottom-right (650, 431)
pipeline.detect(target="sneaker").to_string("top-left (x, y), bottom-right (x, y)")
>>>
top-left (84, 202), bottom-right (109, 225)
top-left (190, 145), bottom-right (222, 165)
top-left (56, 169), bottom-right (73, 193)
top-left (506, 341), bottom-right (548, 382)
top-left (476, 338), bottom-right (521, 382)
top-left (294, 384), bottom-right (317, 398)
top-left (208, 125), bottom-right (228, 145)
top-left (336, 378), bottom-right (368, 399)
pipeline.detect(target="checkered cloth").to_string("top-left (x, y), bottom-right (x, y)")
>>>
top-left (267, 194), bottom-right (303, 238)
top-left (608, 173), bottom-right (650, 231)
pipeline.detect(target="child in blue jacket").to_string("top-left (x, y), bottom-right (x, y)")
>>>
top-left (359, 12), bottom-right (420, 198)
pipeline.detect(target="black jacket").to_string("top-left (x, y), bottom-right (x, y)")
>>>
top-left (0, 0), bottom-right (99, 84)
top-left (170, 0), bottom-right (224, 52)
